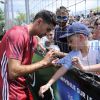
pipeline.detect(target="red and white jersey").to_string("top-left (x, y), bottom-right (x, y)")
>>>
top-left (0, 26), bottom-right (38, 100)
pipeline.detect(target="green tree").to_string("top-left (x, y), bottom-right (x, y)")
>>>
top-left (93, 6), bottom-right (100, 12)
top-left (0, 8), bottom-right (5, 39)
top-left (15, 12), bottom-right (26, 25)
top-left (0, 8), bottom-right (4, 20)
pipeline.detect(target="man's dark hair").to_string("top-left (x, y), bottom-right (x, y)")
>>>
top-left (33, 10), bottom-right (56, 26)
top-left (59, 6), bottom-right (67, 10)
top-left (56, 6), bottom-right (69, 14)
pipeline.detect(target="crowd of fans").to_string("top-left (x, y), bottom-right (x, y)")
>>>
top-left (0, 5), bottom-right (100, 100)
top-left (36, 7), bottom-right (100, 54)
top-left (37, 7), bottom-right (100, 98)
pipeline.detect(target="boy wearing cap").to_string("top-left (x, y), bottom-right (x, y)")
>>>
top-left (39, 22), bottom-right (100, 98)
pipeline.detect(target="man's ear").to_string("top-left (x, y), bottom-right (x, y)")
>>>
top-left (36, 18), bottom-right (43, 25)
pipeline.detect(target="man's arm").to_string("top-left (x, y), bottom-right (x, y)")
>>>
top-left (8, 50), bottom-right (55, 79)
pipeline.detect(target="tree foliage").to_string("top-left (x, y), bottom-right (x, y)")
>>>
top-left (15, 12), bottom-right (26, 25)
top-left (0, 8), bottom-right (5, 38)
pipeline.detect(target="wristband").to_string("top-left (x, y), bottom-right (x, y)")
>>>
top-left (46, 83), bottom-right (51, 88)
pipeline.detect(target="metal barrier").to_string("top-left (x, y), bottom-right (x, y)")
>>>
top-left (57, 68), bottom-right (100, 100)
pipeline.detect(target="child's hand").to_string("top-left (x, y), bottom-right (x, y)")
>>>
top-left (72, 57), bottom-right (84, 70)
top-left (38, 84), bottom-right (50, 98)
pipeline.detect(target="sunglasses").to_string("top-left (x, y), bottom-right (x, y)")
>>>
top-left (56, 16), bottom-right (68, 22)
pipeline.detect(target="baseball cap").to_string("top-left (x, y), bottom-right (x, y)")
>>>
top-left (59, 22), bottom-right (90, 40)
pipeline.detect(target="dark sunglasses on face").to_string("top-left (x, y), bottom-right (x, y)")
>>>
top-left (56, 16), bottom-right (68, 22)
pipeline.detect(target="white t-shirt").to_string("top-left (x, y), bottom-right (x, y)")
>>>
top-left (78, 47), bottom-right (97, 66)
top-left (40, 36), bottom-right (48, 48)
top-left (40, 36), bottom-right (60, 51)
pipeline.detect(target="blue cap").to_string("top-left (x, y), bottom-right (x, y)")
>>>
top-left (60, 22), bottom-right (90, 40)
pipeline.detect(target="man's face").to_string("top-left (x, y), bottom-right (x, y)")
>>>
top-left (33, 18), bottom-right (54, 36)
top-left (56, 11), bottom-right (69, 28)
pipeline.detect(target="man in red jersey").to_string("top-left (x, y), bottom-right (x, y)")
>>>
top-left (0, 10), bottom-right (56, 100)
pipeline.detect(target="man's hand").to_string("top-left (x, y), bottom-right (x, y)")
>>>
top-left (42, 49), bottom-right (57, 66)
top-left (72, 57), bottom-right (84, 71)
top-left (53, 50), bottom-right (67, 57)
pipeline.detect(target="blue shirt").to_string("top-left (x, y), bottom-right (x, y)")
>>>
top-left (57, 40), bottom-right (100, 69)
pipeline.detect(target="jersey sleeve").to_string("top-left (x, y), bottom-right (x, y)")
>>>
top-left (6, 29), bottom-right (25, 61)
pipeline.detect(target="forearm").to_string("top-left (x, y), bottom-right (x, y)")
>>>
top-left (84, 64), bottom-right (100, 72)
top-left (57, 52), bottom-right (67, 57)
top-left (20, 60), bottom-right (47, 74)
top-left (54, 51), bottom-right (67, 57)
top-left (8, 59), bottom-right (47, 79)
top-left (38, 43), bottom-right (46, 51)
top-left (8, 49), bottom-right (55, 79)
top-left (46, 66), bottom-right (67, 86)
